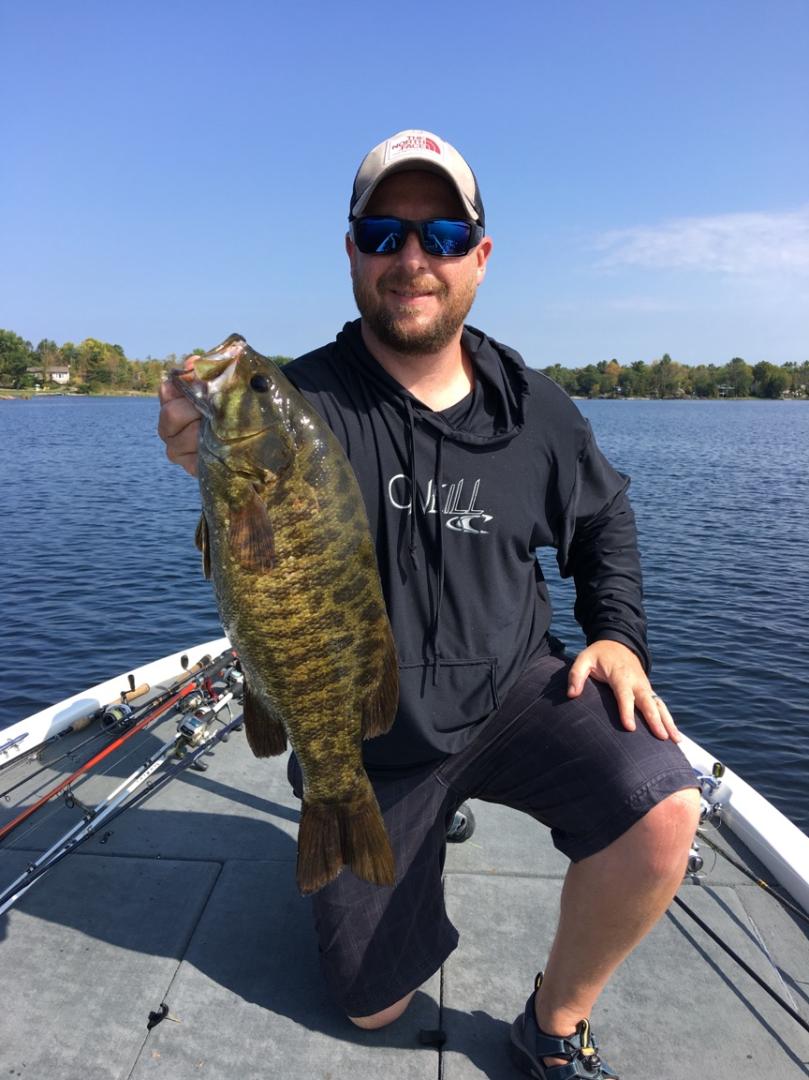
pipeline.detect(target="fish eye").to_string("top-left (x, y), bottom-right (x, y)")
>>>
top-left (250, 374), bottom-right (270, 393)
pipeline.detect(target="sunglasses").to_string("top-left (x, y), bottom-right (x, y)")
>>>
top-left (350, 216), bottom-right (484, 257)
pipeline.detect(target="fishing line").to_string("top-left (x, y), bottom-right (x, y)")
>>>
top-left (0, 689), bottom-right (241, 910)
top-left (0, 681), bottom-right (153, 782)
top-left (0, 716), bottom-right (145, 802)
top-left (0, 653), bottom-right (235, 846)
top-left (1, 680), bottom-right (226, 851)
top-left (0, 697), bottom-right (243, 915)
top-left (673, 895), bottom-right (809, 1037)
top-left (0, 687), bottom-right (195, 843)
top-left (3, 703), bottom-right (190, 851)
top-left (698, 828), bottom-right (809, 927)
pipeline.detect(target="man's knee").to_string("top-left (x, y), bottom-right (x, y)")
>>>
top-left (633, 787), bottom-right (701, 875)
top-left (348, 990), bottom-right (415, 1030)
top-left (589, 786), bottom-right (700, 880)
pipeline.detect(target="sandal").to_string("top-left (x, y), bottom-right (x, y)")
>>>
top-left (510, 973), bottom-right (619, 1078)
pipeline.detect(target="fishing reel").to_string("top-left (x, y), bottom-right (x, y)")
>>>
top-left (225, 664), bottom-right (245, 699)
top-left (686, 762), bottom-right (726, 880)
top-left (177, 705), bottom-right (217, 747)
top-left (178, 690), bottom-right (207, 715)
top-left (695, 761), bottom-right (725, 828)
top-left (99, 702), bottom-right (134, 732)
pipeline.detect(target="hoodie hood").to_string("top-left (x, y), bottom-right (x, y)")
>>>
top-left (336, 319), bottom-right (529, 446)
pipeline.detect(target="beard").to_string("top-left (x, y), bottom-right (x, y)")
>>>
top-left (352, 267), bottom-right (478, 355)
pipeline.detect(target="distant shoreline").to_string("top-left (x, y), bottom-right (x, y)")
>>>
top-left (0, 389), bottom-right (158, 400)
top-left (1, 389), bottom-right (805, 404)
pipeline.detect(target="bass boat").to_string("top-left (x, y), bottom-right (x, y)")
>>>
top-left (1, 640), bottom-right (807, 1078)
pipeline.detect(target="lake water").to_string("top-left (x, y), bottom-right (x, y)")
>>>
top-left (1, 395), bottom-right (807, 832)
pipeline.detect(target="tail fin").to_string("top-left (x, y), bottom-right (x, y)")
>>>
top-left (296, 779), bottom-right (395, 896)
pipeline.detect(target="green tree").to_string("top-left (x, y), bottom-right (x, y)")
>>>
top-left (541, 364), bottom-right (578, 396)
top-left (60, 342), bottom-right (79, 374)
top-left (629, 360), bottom-right (649, 397)
top-left (648, 353), bottom-right (683, 397)
top-left (753, 361), bottom-right (789, 398)
top-left (77, 338), bottom-right (106, 388)
top-left (690, 364), bottom-right (720, 398)
top-left (0, 329), bottom-right (35, 388)
top-left (617, 367), bottom-right (640, 397)
top-left (577, 364), bottom-right (601, 397)
top-left (723, 357), bottom-right (753, 397)
top-left (131, 359), bottom-right (164, 392)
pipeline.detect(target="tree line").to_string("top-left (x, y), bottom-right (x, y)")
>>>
top-left (0, 328), bottom-right (805, 399)
top-left (540, 354), bottom-right (807, 399)
top-left (0, 330), bottom-right (293, 393)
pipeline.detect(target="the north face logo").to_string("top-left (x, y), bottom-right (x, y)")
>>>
top-left (387, 134), bottom-right (442, 161)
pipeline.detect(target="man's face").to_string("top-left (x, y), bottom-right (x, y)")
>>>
top-left (347, 170), bottom-right (492, 355)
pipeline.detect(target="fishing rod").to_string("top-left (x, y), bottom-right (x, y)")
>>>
top-left (0, 649), bottom-right (236, 844)
top-left (672, 894), bottom-right (809, 1037)
top-left (0, 666), bottom-right (215, 805)
top-left (0, 687), bottom-right (159, 804)
top-left (0, 671), bottom-right (243, 916)
top-left (0, 678), bottom-right (152, 776)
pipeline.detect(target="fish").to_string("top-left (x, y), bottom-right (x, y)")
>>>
top-left (170, 334), bottom-right (398, 895)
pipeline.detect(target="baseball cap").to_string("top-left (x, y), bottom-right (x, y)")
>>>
top-left (349, 129), bottom-right (485, 227)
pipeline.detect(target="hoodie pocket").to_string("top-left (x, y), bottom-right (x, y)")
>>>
top-left (398, 657), bottom-right (500, 736)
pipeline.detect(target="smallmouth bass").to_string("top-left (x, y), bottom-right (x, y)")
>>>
top-left (170, 335), bottom-right (398, 895)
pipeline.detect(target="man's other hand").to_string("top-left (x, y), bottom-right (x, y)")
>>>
top-left (567, 639), bottom-right (682, 742)
top-left (157, 357), bottom-right (201, 477)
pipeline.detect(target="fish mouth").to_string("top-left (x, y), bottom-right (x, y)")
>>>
top-left (169, 336), bottom-right (273, 448)
top-left (169, 354), bottom-right (240, 422)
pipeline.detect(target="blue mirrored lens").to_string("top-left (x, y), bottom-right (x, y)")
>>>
top-left (353, 217), bottom-right (475, 256)
top-left (354, 218), bottom-right (406, 254)
top-left (421, 220), bottom-right (473, 256)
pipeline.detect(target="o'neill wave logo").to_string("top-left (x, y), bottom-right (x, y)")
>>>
top-left (388, 474), bottom-right (493, 535)
top-left (385, 134), bottom-right (442, 164)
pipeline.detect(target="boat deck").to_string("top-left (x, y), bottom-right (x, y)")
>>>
top-left (1, 695), bottom-right (808, 1079)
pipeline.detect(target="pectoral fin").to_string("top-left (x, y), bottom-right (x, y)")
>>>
top-left (195, 513), bottom-right (212, 579)
top-left (228, 489), bottom-right (276, 573)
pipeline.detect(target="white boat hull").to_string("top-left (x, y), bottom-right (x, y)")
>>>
top-left (0, 637), bottom-right (230, 765)
top-left (3, 642), bottom-right (807, 916)
top-left (678, 733), bottom-right (809, 916)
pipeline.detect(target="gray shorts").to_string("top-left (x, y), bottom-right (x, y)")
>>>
top-left (286, 651), bottom-right (697, 1017)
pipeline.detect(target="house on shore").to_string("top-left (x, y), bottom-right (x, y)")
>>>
top-left (26, 366), bottom-right (71, 386)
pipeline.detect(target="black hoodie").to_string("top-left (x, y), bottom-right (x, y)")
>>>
top-left (285, 319), bottom-right (648, 772)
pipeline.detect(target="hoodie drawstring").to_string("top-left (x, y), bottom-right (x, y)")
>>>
top-left (403, 399), bottom-right (445, 682)
top-left (432, 433), bottom-right (446, 684)
top-left (404, 397), bottom-right (419, 570)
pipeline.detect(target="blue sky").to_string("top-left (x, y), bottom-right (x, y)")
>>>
top-left (2, 0), bottom-right (807, 367)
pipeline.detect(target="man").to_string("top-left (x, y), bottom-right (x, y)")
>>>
top-left (158, 129), bottom-right (700, 1079)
